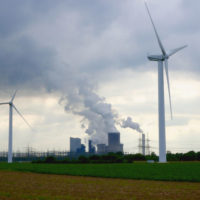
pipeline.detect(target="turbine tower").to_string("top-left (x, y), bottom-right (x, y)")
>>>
top-left (145, 2), bottom-right (187, 162)
top-left (0, 91), bottom-right (32, 163)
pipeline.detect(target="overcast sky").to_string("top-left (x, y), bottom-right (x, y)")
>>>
top-left (0, 0), bottom-right (199, 154)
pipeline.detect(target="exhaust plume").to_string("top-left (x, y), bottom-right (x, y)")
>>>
top-left (120, 117), bottom-right (143, 134)
top-left (60, 74), bottom-right (143, 144)
top-left (60, 78), bottom-right (118, 145)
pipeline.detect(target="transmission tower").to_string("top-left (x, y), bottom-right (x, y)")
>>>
top-left (145, 133), bottom-right (151, 155)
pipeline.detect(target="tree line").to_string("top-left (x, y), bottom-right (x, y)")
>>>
top-left (33, 151), bottom-right (200, 164)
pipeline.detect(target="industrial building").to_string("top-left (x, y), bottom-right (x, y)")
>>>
top-left (97, 144), bottom-right (106, 153)
top-left (88, 140), bottom-right (96, 153)
top-left (70, 137), bottom-right (81, 152)
top-left (97, 132), bottom-right (123, 153)
top-left (76, 144), bottom-right (86, 153)
top-left (70, 137), bottom-right (86, 154)
top-left (107, 132), bottom-right (123, 153)
top-left (70, 132), bottom-right (123, 155)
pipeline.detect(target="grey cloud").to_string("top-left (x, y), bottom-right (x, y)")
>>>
top-left (0, 0), bottom-right (198, 144)
top-left (0, 1), bottom-right (31, 37)
top-left (0, 0), bottom-right (58, 38)
top-left (0, 0), bottom-right (197, 90)
top-left (0, 36), bottom-right (56, 90)
top-left (180, 0), bottom-right (200, 33)
top-left (0, 0), bottom-right (197, 93)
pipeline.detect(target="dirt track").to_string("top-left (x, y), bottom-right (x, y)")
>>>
top-left (0, 171), bottom-right (200, 200)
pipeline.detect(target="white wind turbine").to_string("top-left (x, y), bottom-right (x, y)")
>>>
top-left (145, 2), bottom-right (187, 162)
top-left (0, 91), bottom-right (32, 163)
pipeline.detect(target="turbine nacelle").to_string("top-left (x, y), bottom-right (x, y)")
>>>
top-left (147, 45), bottom-right (187, 62)
top-left (147, 54), bottom-right (168, 61)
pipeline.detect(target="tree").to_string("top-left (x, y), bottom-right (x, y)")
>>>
top-left (182, 151), bottom-right (196, 161)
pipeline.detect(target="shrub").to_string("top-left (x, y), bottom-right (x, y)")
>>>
top-left (45, 156), bottom-right (56, 163)
top-left (78, 155), bottom-right (89, 163)
top-left (124, 155), bottom-right (134, 163)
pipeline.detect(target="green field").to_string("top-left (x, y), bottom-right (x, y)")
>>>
top-left (1, 162), bottom-right (200, 182)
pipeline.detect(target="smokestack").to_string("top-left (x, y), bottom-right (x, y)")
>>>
top-left (88, 140), bottom-right (95, 153)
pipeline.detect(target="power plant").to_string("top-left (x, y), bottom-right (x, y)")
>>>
top-left (70, 137), bottom-right (81, 152)
top-left (88, 140), bottom-right (96, 154)
top-left (106, 132), bottom-right (123, 153)
top-left (97, 132), bottom-right (123, 154)
top-left (69, 131), bottom-right (151, 156)
top-left (96, 144), bottom-right (106, 154)
top-left (70, 132), bottom-right (124, 155)
top-left (70, 137), bottom-right (86, 153)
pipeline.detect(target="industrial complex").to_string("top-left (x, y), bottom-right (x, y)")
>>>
top-left (70, 132), bottom-right (124, 155)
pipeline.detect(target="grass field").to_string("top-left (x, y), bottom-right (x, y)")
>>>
top-left (0, 171), bottom-right (200, 200)
top-left (0, 162), bottom-right (200, 182)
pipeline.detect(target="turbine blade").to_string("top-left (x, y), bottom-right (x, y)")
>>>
top-left (164, 59), bottom-right (173, 120)
top-left (0, 102), bottom-right (9, 105)
top-left (145, 2), bottom-right (166, 56)
top-left (12, 104), bottom-right (33, 129)
top-left (11, 90), bottom-right (17, 103)
top-left (168, 45), bottom-right (188, 57)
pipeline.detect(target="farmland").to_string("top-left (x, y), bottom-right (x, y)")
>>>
top-left (0, 162), bottom-right (200, 182)
top-left (1, 162), bottom-right (200, 199)
top-left (0, 171), bottom-right (200, 200)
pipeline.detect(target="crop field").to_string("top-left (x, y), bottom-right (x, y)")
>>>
top-left (0, 171), bottom-right (200, 200)
top-left (0, 162), bottom-right (200, 182)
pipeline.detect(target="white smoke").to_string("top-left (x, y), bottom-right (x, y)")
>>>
top-left (120, 117), bottom-right (143, 134)
top-left (60, 77), bottom-right (118, 145)
top-left (60, 73), bottom-right (143, 144)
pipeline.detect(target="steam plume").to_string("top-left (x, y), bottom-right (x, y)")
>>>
top-left (120, 117), bottom-right (143, 134)
top-left (60, 75), bottom-right (143, 144)
top-left (60, 78), bottom-right (118, 145)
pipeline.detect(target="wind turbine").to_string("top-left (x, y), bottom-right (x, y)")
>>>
top-left (145, 2), bottom-right (187, 162)
top-left (0, 91), bottom-right (32, 163)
